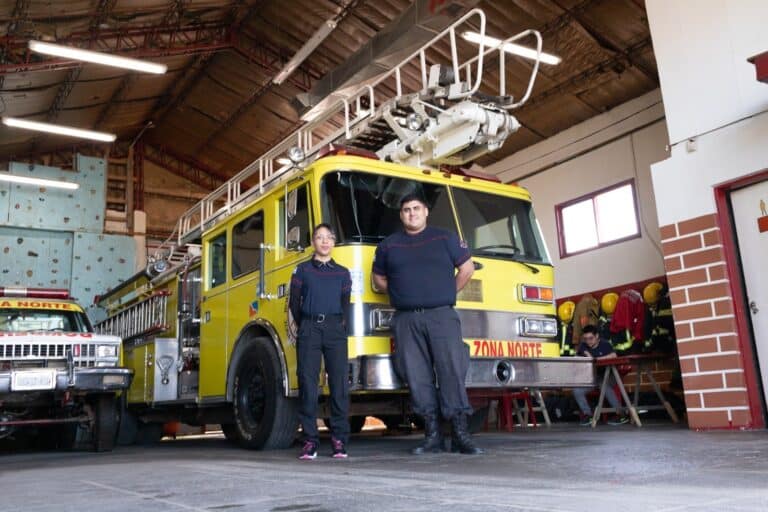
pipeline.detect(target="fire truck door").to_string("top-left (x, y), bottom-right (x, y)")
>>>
top-left (199, 230), bottom-right (229, 399)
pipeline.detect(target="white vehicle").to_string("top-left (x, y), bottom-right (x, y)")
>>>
top-left (0, 287), bottom-right (132, 451)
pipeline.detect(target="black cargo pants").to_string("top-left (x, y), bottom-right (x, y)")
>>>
top-left (391, 306), bottom-right (473, 420)
top-left (296, 315), bottom-right (350, 444)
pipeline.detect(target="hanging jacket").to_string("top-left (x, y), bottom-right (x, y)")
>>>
top-left (571, 294), bottom-right (599, 344)
top-left (610, 289), bottom-right (646, 342)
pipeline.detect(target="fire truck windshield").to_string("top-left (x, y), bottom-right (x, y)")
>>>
top-left (451, 187), bottom-right (551, 265)
top-left (321, 171), bottom-right (459, 242)
top-left (0, 309), bottom-right (90, 333)
top-left (321, 171), bottom-right (550, 265)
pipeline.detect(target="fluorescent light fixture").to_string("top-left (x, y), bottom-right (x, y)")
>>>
top-left (29, 40), bottom-right (167, 74)
top-left (274, 19), bottom-right (337, 85)
top-left (0, 173), bottom-right (79, 190)
top-left (462, 31), bottom-right (562, 66)
top-left (2, 117), bottom-right (116, 142)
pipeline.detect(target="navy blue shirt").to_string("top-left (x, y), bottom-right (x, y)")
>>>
top-left (577, 339), bottom-right (615, 358)
top-left (372, 226), bottom-right (470, 310)
top-left (289, 258), bottom-right (352, 322)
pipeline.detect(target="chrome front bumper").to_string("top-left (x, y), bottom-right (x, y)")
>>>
top-left (0, 367), bottom-right (133, 395)
top-left (351, 354), bottom-right (595, 391)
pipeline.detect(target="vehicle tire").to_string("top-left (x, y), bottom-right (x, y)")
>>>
top-left (135, 421), bottom-right (164, 445)
top-left (228, 338), bottom-right (298, 450)
top-left (221, 423), bottom-right (239, 443)
top-left (92, 394), bottom-right (118, 452)
top-left (116, 396), bottom-right (139, 446)
top-left (323, 415), bottom-right (366, 434)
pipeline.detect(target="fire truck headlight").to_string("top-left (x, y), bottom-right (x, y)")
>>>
top-left (521, 318), bottom-right (557, 338)
top-left (542, 319), bottom-right (557, 335)
top-left (96, 345), bottom-right (118, 358)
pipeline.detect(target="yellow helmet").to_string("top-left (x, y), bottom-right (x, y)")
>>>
top-left (601, 292), bottom-right (619, 315)
top-left (643, 282), bottom-right (664, 305)
top-left (557, 300), bottom-right (575, 323)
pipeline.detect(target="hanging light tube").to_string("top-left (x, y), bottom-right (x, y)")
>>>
top-left (2, 117), bottom-right (116, 142)
top-left (0, 173), bottom-right (79, 190)
top-left (461, 31), bottom-right (562, 65)
top-left (28, 40), bottom-right (168, 74)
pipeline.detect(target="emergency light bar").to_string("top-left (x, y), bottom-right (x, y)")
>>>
top-left (0, 287), bottom-right (70, 299)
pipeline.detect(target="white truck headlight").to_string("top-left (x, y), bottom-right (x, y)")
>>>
top-left (96, 345), bottom-right (118, 358)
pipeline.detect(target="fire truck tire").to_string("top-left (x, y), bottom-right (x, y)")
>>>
top-left (92, 394), bottom-right (118, 452)
top-left (230, 338), bottom-right (298, 450)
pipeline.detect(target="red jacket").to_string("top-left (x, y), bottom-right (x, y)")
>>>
top-left (610, 289), bottom-right (645, 341)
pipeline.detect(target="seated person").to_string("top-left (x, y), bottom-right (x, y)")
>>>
top-left (573, 325), bottom-right (629, 426)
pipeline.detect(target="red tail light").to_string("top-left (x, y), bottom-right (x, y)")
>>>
top-left (521, 285), bottom-right (554, 303)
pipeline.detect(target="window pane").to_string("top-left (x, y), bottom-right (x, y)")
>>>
top-left (208, 233), bottom-right (227, 288)
top-left (594, 184), bottom-right (638, 243)
top-left (279, 185), bottom-right (311, 251)
top-left (232, 211), bottom-right (264, 278)
top-left (561, 200), bottom-right (598, 253)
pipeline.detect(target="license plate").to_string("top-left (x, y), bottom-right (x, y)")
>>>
top-left (11, 370), bottom-right (56, 391)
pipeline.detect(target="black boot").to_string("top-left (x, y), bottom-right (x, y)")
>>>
top-left (451, 414), bottom-right (484, 455)
top-left (411, 415), bottom-right (444, 455)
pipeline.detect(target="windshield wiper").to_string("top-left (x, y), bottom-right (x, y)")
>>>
top-left (513, 260), bottom-right (540, 274)
top-left (474, 250), bottom-right (540, 274)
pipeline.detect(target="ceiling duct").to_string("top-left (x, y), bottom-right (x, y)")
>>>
top-left (294, 0), bottom-right (481, 121)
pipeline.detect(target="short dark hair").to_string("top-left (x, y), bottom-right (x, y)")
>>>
top-left (399, 193), bottom-right (428, 209)
top-left (582, 325), bottom-right (598, 336)
top-left (312, 223), bottom-right (336, 238)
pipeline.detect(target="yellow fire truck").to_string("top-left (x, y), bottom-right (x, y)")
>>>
top-left (94, 9), bottom-right (593, 449)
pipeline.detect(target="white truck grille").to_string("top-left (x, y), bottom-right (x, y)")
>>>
top-left (0, 342), bottom-right (97, 367)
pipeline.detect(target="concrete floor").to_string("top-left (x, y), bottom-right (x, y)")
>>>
top-left (1, 423), bottom-right (767, 512)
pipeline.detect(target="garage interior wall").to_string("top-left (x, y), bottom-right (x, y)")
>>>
top-left (142, 159), bottom-right (208, 239)
top-left (0, 155), bottom-right (136, 303)
top-left (647, 0), bottom-right (768, 428)
top-left (486, 90), bottom-right (669, 299)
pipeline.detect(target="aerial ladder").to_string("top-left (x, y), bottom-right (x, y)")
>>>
top-left (174, 8), bottom-right (547, 246)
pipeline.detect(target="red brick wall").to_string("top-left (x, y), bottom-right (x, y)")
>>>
top-left (661, 213), bottom-right (752, 428)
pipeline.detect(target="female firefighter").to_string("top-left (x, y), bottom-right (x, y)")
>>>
top-left (289, 223), bottom-right (352, 460)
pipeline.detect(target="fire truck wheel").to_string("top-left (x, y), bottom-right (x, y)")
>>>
top-left (92, 394), bottom-right (118, 452)
top-left (230, 338), bottom-right (298, 450)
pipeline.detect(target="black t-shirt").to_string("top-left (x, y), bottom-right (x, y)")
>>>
top-left (577, 339), bottom-right (615, 358)
top-left (288, 258), bottom-right (351, 321)
top-left (372, 226), bottom-right (470, 310)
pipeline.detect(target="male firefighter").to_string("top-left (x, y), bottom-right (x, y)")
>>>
top-left (372, 193), bottom-right (482, 455)
top-left (289, 223), bottom-right (352, 459)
